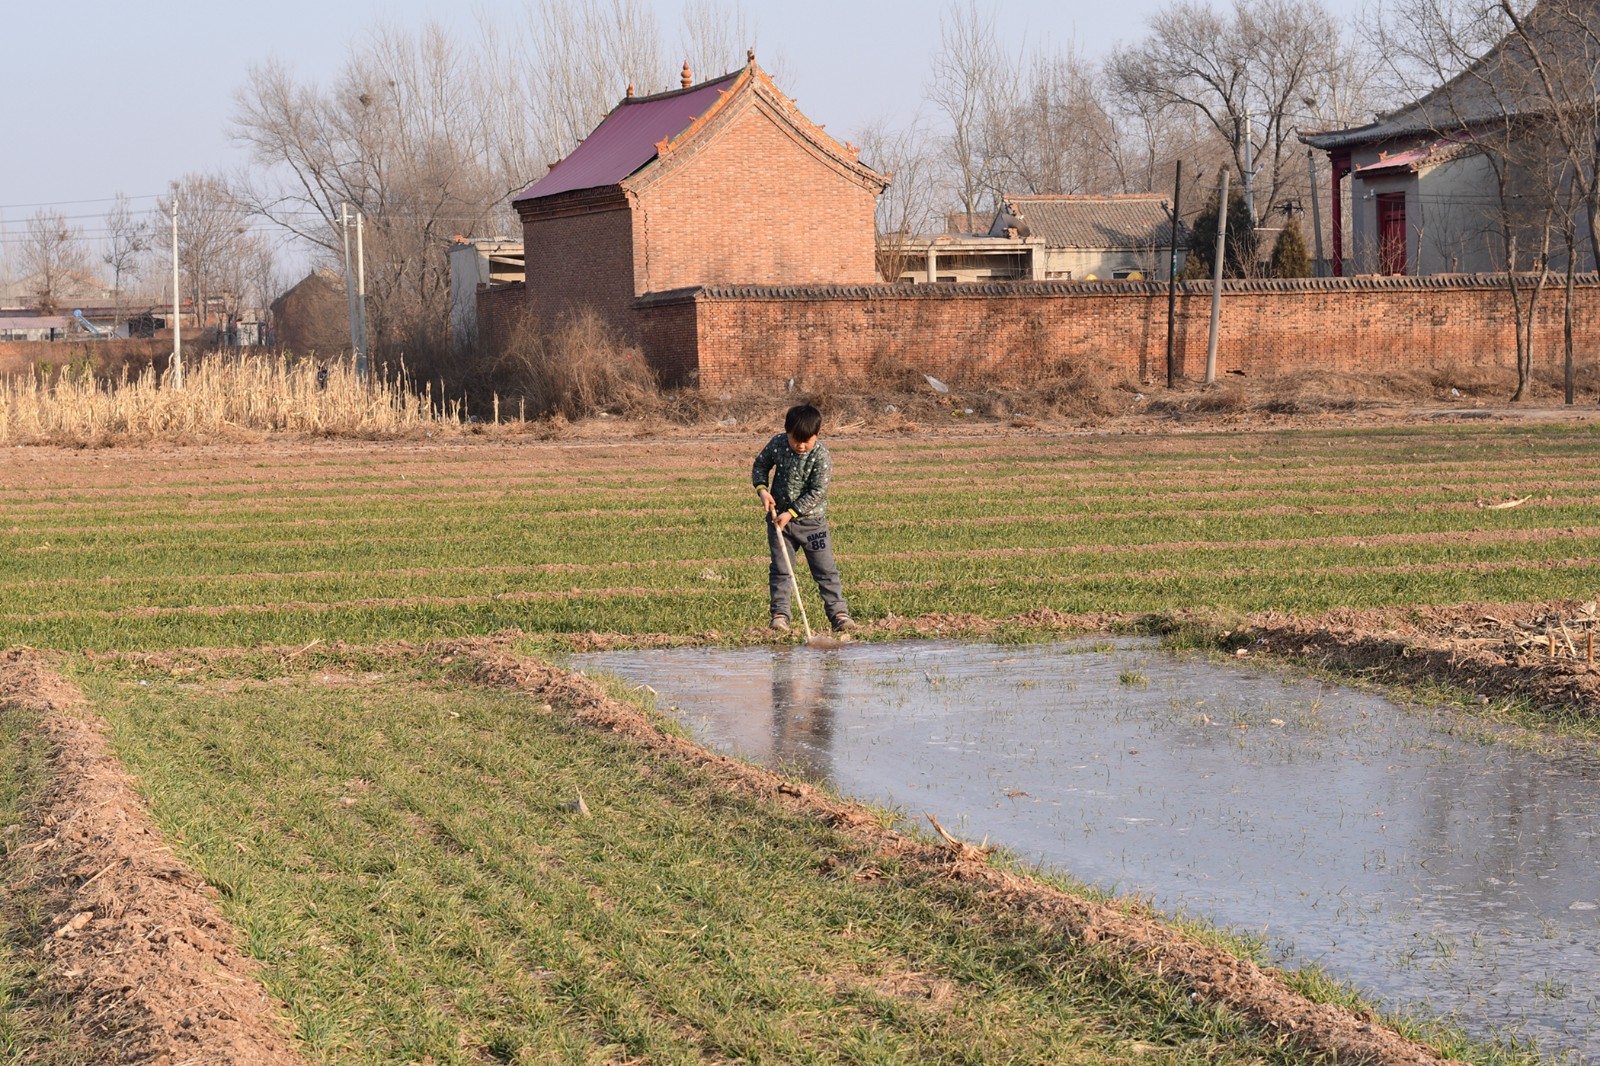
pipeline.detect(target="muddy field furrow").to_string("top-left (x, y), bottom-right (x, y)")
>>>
top-left (0, 650), bottom-right (306, 1065)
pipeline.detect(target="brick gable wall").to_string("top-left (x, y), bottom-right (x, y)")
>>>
top-left (634, 276), bottom-right (1600, 389)
top-left (631, 103), bottom-right (878, 293)
top-left (476, 282), bottom-right (527, 357)
top-left (519, 192), bottom-right (637, 337)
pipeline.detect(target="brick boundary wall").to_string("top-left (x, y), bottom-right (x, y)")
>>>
top-left (476, 282), bottom-right (527, 357)
top-left (633, 274), bottom-right (1600, 389)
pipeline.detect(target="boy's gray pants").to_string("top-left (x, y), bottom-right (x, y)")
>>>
top-left (768, 514), bottom-right (848, 623)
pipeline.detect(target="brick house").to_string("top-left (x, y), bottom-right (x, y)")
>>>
top-left (270, 269), bottom-right (349, 356)
top-left (511, 56), bottom-right (889, 353)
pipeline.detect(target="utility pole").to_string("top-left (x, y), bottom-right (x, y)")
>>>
top-left (1165, 159), bottom-right (1182, 388)
top-left (1307, 149), bottom-right (1326, 277)
top-left (171, 188), bottom-right (182, 389)
top-left (354, 209), bottom-right (368, 379)
top-left (338, 203), bottom-right (359, 375)
top-left (1206, 170), bottom-right (1230, 385)
top-left (1242, 113), bottom-right (1258, 229)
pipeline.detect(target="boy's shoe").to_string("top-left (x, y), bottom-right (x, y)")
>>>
top-left (769, 615), bottom-right (790, 632)
top-left (830, 615), bottom-right (859, 632)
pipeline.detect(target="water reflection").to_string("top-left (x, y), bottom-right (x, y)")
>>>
top-left (573, 639), bottom-right (1600, 1062)
top-left (768, 653), bottom-right (841, 781)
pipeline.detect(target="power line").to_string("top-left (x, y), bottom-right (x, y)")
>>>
top-left (0, 193), bottom-right (165, 211)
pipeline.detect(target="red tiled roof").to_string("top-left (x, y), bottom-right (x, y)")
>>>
top-left (1354, 137), bottom-right (1476, 175)
top-left (514, 72), bottom-right (742, 202)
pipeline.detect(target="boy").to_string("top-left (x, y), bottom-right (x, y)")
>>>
top-left (752, 404), bottom-right (857, 633)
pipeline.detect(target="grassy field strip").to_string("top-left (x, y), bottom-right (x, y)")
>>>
top-left (3, 466), bottom-right (1592, 527)
top-left (67, 659), bottom-right (1343, 1065)
top-left (8, 479), bottom-right (1597, 541)
top-left (4, 433), bottom-right (1596, 499)
top-left (14, 457), bottom-right (1599, 513)
top-left (6, 508), bottom-right (1593, 585)
top-left (7, 509), bottom-right (1598, 580)
top-left (6, 525), bottom-right (1600, 603)
top-left (7, 472), bottom-right (1598, 529)
top-left (3, 425), bottom-right (1596, 651)
top-left (10, 563), bottom-right (1595, 650)
top-left (9, 556), bottom-right (1596, 631)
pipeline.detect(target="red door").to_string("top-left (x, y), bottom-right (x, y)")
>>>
top-left (1377, 193), bottom-right (1407, 275)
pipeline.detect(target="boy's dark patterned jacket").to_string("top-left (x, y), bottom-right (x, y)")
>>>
top-left (751, 435), bottom-right (831, 518)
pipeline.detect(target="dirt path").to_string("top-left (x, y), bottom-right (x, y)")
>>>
top-left (0, 649), bottom-right (305, 1066)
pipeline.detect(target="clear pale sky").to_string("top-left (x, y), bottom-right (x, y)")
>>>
top-left (1, 0), bottom-right (1368, 242)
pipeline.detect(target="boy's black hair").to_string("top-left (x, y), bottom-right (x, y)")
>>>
top-left (785, 404), bottom-right (822, 440)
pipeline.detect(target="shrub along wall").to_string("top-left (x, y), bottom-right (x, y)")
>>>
top-left (633, 275), bottom-right (1600, 389)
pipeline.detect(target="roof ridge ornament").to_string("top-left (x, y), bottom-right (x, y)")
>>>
top-left (681, 61), bottom-right (692, 89)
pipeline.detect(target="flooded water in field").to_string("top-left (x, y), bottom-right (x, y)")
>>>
top-left (571, 639), bottom-right (1600, 1062)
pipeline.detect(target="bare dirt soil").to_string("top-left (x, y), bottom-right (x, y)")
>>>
top-left (1241, 599), bottom-right (1600, 721)
top-left (0, 649), bottom-right (306, 1066)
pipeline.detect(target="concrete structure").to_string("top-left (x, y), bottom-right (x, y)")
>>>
top-left (0, 314), bottom-right (72, 341)
top-left (881, 195), bottom-right (1185, 284)
top-left (988, 194), bottom-right (1184, 280)
top-left (448, 237), bottom-right (525, 351)
top-left (511, 56), bottom-right (888, 341)
top-left (1303, 2), bottom-right (1600, 276)
top-left (881, 234), bottom-right (1046, 284)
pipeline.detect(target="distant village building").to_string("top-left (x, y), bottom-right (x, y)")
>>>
top-left (511, 56), bottom-right (888, 341)
top-left (880, 194), bottom-right (1185, 284)
top-left (1302, 3), bottom-right (1600, 276)
top-left (448, 237), bottom-right (525, 351)
top-left (0, 313), bottom-right (73, 341)
top-left (987, 195), bottom-right (1184, 281)
top-left (270, 269), bottom-right (349, 356)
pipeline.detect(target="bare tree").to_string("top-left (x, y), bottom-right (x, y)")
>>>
top-left (856, 116), bottom-right (941, 280)
top-left (102, 193), bottom-right (151, 333)
top-left (22, 209), bottom-right (89, 314)
top-left (236, 9), bottom-right (688, 360)
top-left (1108, 0), bottom-right (1356, 235)
top-left (679, 0), bottom-right (764, 83)
top-left (157, 174), bottom-right (265, 339)
top-left (988, 47), bottom-right (1124, 196)
top-left (928, 0), bottom-right (1016, 232)
top-left (233, 24), bottom-right (511, 353)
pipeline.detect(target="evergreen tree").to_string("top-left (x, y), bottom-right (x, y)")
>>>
top-left (1268, 217), bottom-right (1312, 278)
top-left (1180, 178), bottom-right (1258, 279)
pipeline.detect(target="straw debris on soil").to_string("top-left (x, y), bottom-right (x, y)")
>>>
top-left (1242, 600), bottom-right (1600, 719)
top-left (0, 648), bottom-right (305, 1066)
